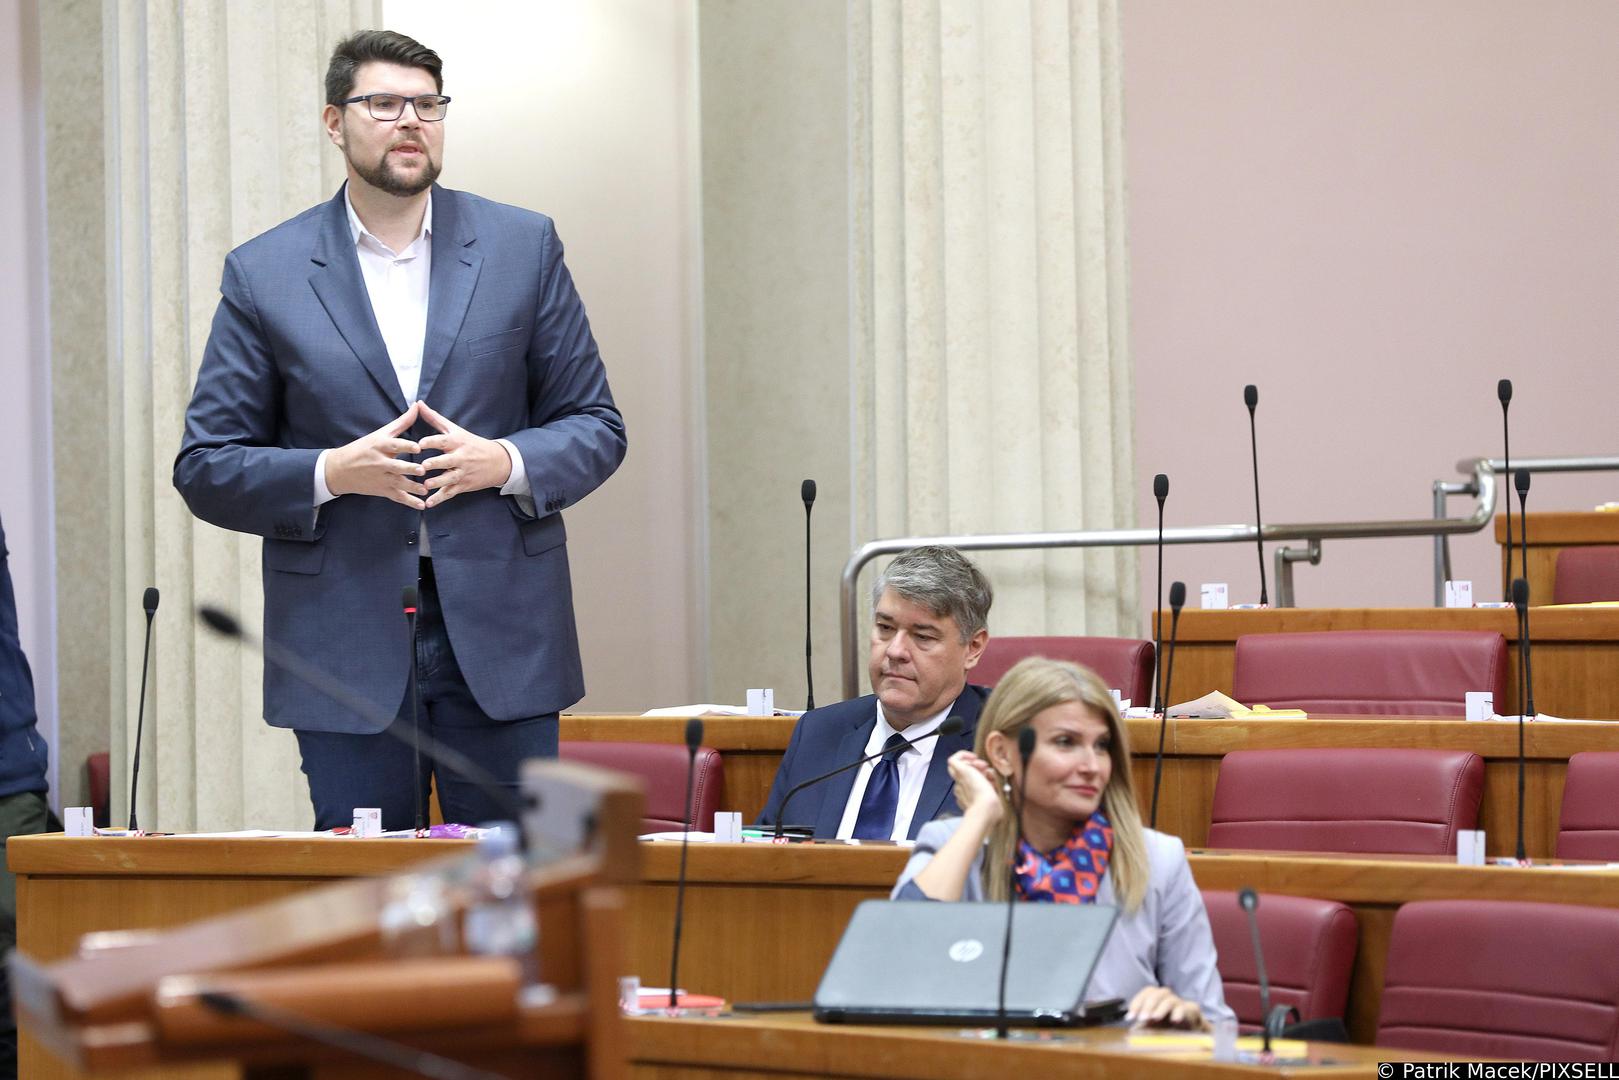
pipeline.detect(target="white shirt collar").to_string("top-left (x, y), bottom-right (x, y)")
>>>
top-left (344, 184), bottom-right (433, 255)
top-left (872, 696), bottom-right (957, 751)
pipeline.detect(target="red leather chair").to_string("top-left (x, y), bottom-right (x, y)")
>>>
top-left (1556, 752), bottom-right (1619, 860)
top-left (87, 751), bottom-right (111, 828)
top-left (559, 741), bottom-right (725, 833)
top-left (1378, 900), bottom-right (1619, 1060)
top-left (974, 636), bottom-right (1155, 705)
top-left (1201, 890), bottom-right (1357, 1034)
top-left (1554, 546), bottom-right (1619, 604)
top-left (1206, 748), bottom-right (1484, 855)
top-left (1230, 630), bottom-right (1508, 716)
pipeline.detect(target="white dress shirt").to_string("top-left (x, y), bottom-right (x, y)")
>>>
top-left (312, 189), bottom-right (534, 544)
top-left (835, 700), bottom-right (954, 841)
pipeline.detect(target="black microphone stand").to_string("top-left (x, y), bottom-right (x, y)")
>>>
top-left (1498, 379), bottom-right (1514, 598)
top-left (1152, 474), bottom-right (1168, 715)
top-left (404, 586), bottom-right (426, 834)
top-left (1150, 582), bottom-right (1186, 829)
top-left (667, 717), bottom-right (704, 1011)
top-left (771, 717), bottom-right (963, 840)
top-left (1244, 385), bottom-right (1268, 606)
top-left (128, 587), bottom-right (159, 831)
top-left (802, 479), bottom-right (816, 711)
top-left (995, 727), bottom-right (1036, 1040)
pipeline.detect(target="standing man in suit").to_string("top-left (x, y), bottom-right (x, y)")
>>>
top-left (174, 31), bottom-right (626, 830)
top-left (757, 545), bottom-right (992, 840)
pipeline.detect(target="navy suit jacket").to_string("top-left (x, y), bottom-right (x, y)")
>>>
top-left (0, 515), bottom-right (47, 797)
top-left (174, 185), bottom-right (626, 733)
top-left (756, 684), bottom-right (990, 840)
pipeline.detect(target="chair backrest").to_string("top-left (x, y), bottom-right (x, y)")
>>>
top-left (1557, 752), bottom-right (1619, 860)
top-left (974, 636), bottom-right (1155, 705)
top-left (1207, 748), bottom-right (1484, 855)
top-left (1230, 629), bottom-right (1508, 716)
top-left (1201, 890), bottom-right (1357, 1033)
top-left (1378, 899), bottom-right (1619, 1060)
top-left (87, 751), bottom-right (111, 828)
top-left (558, 741), bottom-right (725, 833)
top-left (1554, 545), bottom-right (1619, 604)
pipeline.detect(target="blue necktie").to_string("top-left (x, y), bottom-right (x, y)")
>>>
top-left (852, 732), bottom-right (910, 840)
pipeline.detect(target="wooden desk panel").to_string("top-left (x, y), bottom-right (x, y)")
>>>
top-left (14, 837), bottom-right (1618, 1059)
top-left (631, 843), bottom-right (1619, 1047)
top-left (1154, 607), bottom-right (1619, 720)
top-left (562, 714), bottom-right (1619, 859)
top-left (627, 1012), bottom-right (1431, 1079)
top-left (1495, 511), bottom-right (1619, 602)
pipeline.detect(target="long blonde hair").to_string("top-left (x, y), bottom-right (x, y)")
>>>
top-left (974, 657), bottom-right (1148, 911)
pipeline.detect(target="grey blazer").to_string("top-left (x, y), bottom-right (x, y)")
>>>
top-left (893, 817), bottom-right (1234, 1023)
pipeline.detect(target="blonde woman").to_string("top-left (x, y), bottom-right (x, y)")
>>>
top-left (892, 657), bottom-right (1231, 1029)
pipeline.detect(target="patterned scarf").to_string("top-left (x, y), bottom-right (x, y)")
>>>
top-left (1013, 810), bottom-right (1113, 904)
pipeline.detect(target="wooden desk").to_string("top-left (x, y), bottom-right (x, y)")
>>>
top-left (631, 842), bottom-right (1619, 1046)
top-left (561, 714), bottom-right (1619, 859)
top-left (1157, 606), bottom-right (1619, 719)
top-left (14, 837), bottom-right (1617, 1058)
top-left (1126, 715), bottom-right (1619, 859)
top-left (626, 1012), bottom-right (1435, 1078)
top-left (1496, 510), bottom-right (1619, 602)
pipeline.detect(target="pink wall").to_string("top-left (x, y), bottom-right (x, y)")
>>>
top-left (1125, 1), bottom-right (1619, 613)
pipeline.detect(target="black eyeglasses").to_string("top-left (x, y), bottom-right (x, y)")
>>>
top-left (338, 93), bottom-right (451, 122)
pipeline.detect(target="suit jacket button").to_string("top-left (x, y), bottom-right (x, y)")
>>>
top-left (405, 534), bottom-right (417, 546)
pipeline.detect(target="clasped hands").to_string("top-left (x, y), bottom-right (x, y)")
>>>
top-left (325, 401), bottom-right (511, 510)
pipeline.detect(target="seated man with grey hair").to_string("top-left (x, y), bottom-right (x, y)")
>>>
top-left (757, 545), bottom-right (992, 840)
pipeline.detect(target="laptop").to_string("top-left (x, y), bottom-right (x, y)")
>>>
top-left (813, 899), bottom-right (1123, 1027)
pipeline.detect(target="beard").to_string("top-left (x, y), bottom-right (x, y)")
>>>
top-left (349, 142), bottom-right (441, 197)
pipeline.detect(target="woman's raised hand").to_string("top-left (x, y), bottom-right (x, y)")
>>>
top-left (946, 750), bottom-right (1005, 824)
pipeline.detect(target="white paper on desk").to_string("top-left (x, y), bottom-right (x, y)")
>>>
top-left (1488, 713), bottom-right (1585, 723)
top-left (642, 704), bottom-right (749, 716)
top-left (640, 831), bottom-right (718, 842)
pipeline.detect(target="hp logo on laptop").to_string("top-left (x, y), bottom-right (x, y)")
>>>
top-left (947, 938), bottom-right (985, 963)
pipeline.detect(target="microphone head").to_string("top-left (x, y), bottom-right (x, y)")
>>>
top-left (401, 585), bottom-right (418, 612)
top-left (1514, 468), bottom-right (1531, 496)
top-left (939, 715), bottom-right (965, 737)
top-left (1017, 726), bottom-right (1037, 762)
top-left (801, 478), bottom-right (817, 508)
top-left (1169, 580), bottom-right (1187, 612)
top-left (198, 606), bottom-right (242, 638)
top-left (142, 587), bottom-right (160, 615)
top-left (684, 716), bottom-right (704, 752)
top-left (1153, 473), bottom-right (1169, 502)
top-left (1243, 384), bottom-right (1258, 411)
top-left (1511, 577), bottom-right (1530, 612)
top-left (1238, 887), bottom-right (1259, 913)
top-left (1497, 378), bottom-right (1513, 405)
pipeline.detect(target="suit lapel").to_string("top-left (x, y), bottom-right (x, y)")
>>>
top-left (908, 686), bottom-right (986, 839)
top-left (815, 709), bottom-right (878, 838)
top-left (307, 187), bottom-right (406, 412)
top-left (416, 186), bottom-right (483, 404)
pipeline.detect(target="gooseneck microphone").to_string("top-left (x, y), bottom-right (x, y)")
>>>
top-left (995, 726), bottom-right (1037, 1040)
top-left (770, 716), bottom-right (965, 840)
top-left (128, 587), bottom-right (160, 831)
top-left (1238, 887), bottom-right (1295, 1051)
top-left (403, 587), bottom-right (426, 833)
top-left (1243, 385), bottom-right (1268, 607)
top-left (197, 606), bottom-right (525, 827)
top-left (1152, 473), bottom-right (1169, 715)
top-left (1510, 577), bottom-right (1535, 863)
top-left (667, 717), bottom-right (704, 1011)
top-left (1498, 379), bottom-right (1514, 599)
top-left (199, 990), bottom-right (507, 1080)
top-left (1149, 582), bottom-right (1187, 829)
top-left (1515, 469), bottom-right (1532, 608)
top-left (802, 479), bottom-right (817, 711)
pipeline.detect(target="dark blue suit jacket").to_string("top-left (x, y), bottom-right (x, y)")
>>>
top-left (174, 185), bottom-right (626, 733)
top-left (0, 515), bottom-right (47, 797)
top-left (756, 684), bottom-right (989, 840)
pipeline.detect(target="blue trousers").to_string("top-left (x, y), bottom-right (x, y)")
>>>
top-left (295, 559), bottom-right (558, 831)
